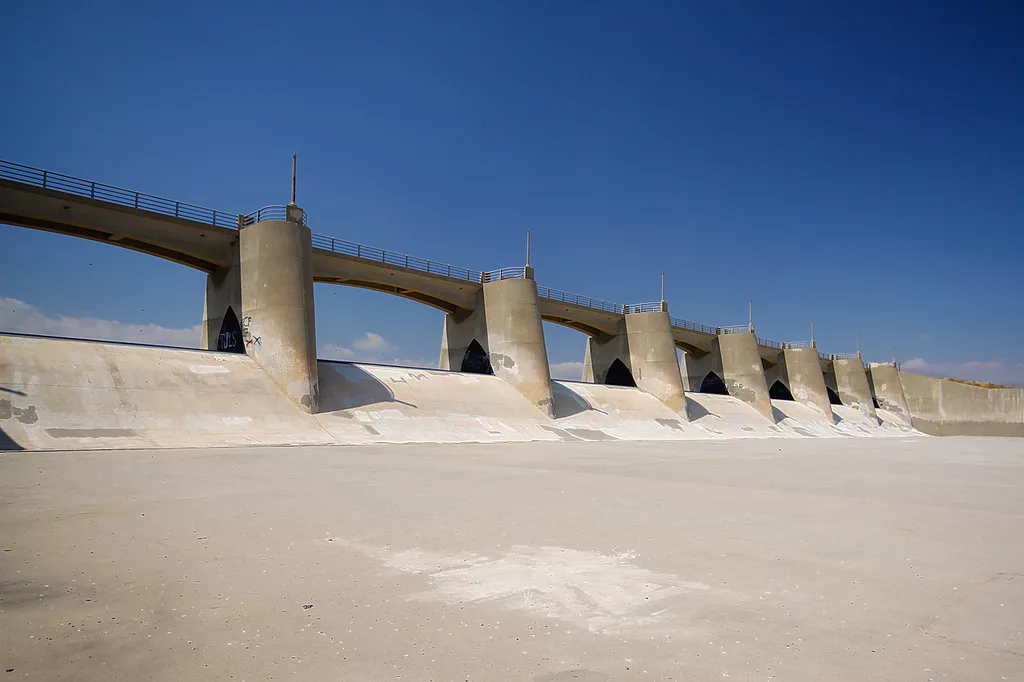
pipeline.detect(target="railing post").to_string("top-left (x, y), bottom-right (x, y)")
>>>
top-left (90, 182), bottom-right (95, 199)
top-left (331, 238), bottom-right (336, 250)
top-left (405, 255), bottom-right (409, 268)
top-left (42, 170), bottom-right (47, 188)
top-left (175, 202), bottom-right (180, 218)
top-left (356, 244), bottom-right (361, 258)
top-left (447, 264), bottom-right (451, 277)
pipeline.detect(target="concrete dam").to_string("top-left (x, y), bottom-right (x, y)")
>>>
top-left (1, 159), bottom-right (1021, 450)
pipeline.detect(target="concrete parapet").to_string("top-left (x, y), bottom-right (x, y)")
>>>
top-left (833, 359), bottom-right (877, 419)
top-left (239, 216), bottom-right (319, 412)
top-left (868, 364), bottom-right (910, 422)
top-left (781, 348), bottom-right (834, 420)
top-left (623, 311), bottom-right (687, 413)
top-left (713, 332), bottom-right (774, 422)
top-left (899, 372), bottom-right (1024, 437)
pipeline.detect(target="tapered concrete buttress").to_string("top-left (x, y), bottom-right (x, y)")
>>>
top-left (200, 239), bottom-right (242, 352)
top-left (239, 216), bottom-right (319, 412)
top-left (868, 363), bottom-right (910, 422)
top-left (438, 298), bottom-right (486, 371)
top-left (833, 358), bottom-right (877, 419)
top-left (782, 348), bottom-right (834, 420)
top-left (624, 311), bottom-right (687, 413)
top-left (713, 332), bottom-right (774, 422)
top-left (679, 350), bottom-right (711, 393)
top-left (481, 278), bottom-right (554, 416)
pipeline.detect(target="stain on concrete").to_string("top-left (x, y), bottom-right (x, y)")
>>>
top-left (0, 399), bottom-right (10, 420)
top-left (14, 405), bottom-right (37, 424)
top-left (362, 425), bottom-right (380, 436)
top-left (45, 428), bottom-right (138, 439)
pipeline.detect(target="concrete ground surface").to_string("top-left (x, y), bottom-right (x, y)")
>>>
top-left (1, 438), bottom-right (1022, 681)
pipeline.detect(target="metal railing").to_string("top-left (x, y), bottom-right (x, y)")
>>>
top-left (757, 337), bottom-right (783, 349)
top-left (830, 352), bottom-right (861, 360)
top-left (536, 286), bottom-right (624, 314)
top-left (1, 159), bottom-right (239, 229)
top-left (670, 317), bottom-right (719, 335)
top-left (482, 267), bottom-right (527, 282)
top-left (309, 233), bottom-right (484, 283)
top-left (240, 205), bottom-right (308, 226)
top-left (783, 341), bottom-right (815, 349)
top-left (719, 324), bottom-right (753, 334)
top-left (819, 350), bottom-right (830, 360)
top-left (624, 301), bottom-right (664, 314)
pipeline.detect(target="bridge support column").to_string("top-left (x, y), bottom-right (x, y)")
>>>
top-left (239, 210), bottom-right (319, 413)
top-left (781, 348), bottom-right (833, 419)
top-left (867, 363), bottom-right (910, 422)
top-left (624, 311), bottom-right (687, 413)
top-left (714, 332), bottom-right (774, 422)
top-left (582, 332), bottom-right (627, 384)
top-left (439, 276), bottom-right (554, 417)
top-left (832, 359), bottom-right (878, 419)
top-left (200, 240), bottom-right (242, 352)
top-left (679, 351), bottom-right (711, 393)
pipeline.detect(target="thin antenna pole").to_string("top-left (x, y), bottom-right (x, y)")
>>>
top-left (857, 333), bottom-right (861, 359)
top-left (811, 319), bottom-right (815, 346)
top-left (892, 345), bottom-right (897, 366)
top-left (526, 229), bottom-right (531, 267)
top-left (749, 300), bottom-right (753, 332)
top-left (660, 272), bottom-right (665, 302)
top-left (290, 153), bottom-right (297, 205)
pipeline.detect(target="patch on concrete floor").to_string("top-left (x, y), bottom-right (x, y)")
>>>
top-left (44, 428), bottom-right (137, 438)
top-left (564, 428), bottom-right (615, 441)
top-left (329, 541), bottom-right (716, 637)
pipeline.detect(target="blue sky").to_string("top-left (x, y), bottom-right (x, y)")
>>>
top-left (1, 1), bottom-right (1022, 384)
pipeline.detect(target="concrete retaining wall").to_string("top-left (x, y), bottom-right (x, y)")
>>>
top-left (899, 371), bottom-right (1024, 437)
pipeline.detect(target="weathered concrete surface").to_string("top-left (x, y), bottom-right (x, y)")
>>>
top-left (900, 371), bottom-right (1024, 437)
top-left (3, 438), bottom-right (1022, 680)
top-left (239, 218), bottom-right (319, 412)
top-left (0, 335), bottom-right (917, 451)
top-left (868, 363), bottom-right (911, 422)
top-left (832, 358), bottom-right (878, 419)
top-left (481, 277), bottom-right (555, 417)
top-left (0, 335), bottom-right (331, 450)
top-left (713, 332), bottom-right (774, 422)
top-left (438, 292), bottom-right (487, 372)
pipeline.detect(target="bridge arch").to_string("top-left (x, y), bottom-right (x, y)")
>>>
top-left (699, 371), bottom-right (729, 395)
top-left (216, 306), bottom-right (245, 354)
top-left (604, 358), bottom-right (636, 387)
top-left (769, 380), bottom-right (795, 401)
top-left (827, 387), bottom-right (843, 405)
top-left (460, 339), bottom-right (493, 375)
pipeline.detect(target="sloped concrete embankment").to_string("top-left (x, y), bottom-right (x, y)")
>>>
top-left (2, 335), bottom-right (917, 451)
top-left (899, 372), bottom-right (1024, 437)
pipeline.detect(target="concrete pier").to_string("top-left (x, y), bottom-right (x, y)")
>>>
top-left (868, 363), bottom-right (910, 422)
top-left (199, 241), bottom-right (242, 353)
top-left (440, 276), bottom-right (555, 417)
top-left (623, 311), bottom-right (687, 413)
top-left (782, 348), bottom-right (834, 420)
top-left (714, 332), bottom-right (774, 422)
top-left (832, 358), bottom-right (877, 418)
top-left (239, 210), bottom-right (319, 412)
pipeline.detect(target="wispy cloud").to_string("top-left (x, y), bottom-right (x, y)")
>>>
top-left (550, 361), bottom-right (584, 381)
top-left (0, 297), bottom-right (200, 347)
top-left (351, 332), bottom-right (392, 352)
top-left (319, 335), bottom-right (431, 369)
top-left (902, 357), bottom-right (1024, 387)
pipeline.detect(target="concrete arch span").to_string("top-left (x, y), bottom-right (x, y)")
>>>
top-left (460, 339), bottom-right (494, 375)
top-left (699, 371), bottom-right (729, 395)
top-left (769, 380), bottom-right (795, 401)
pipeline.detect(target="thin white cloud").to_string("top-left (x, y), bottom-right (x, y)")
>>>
top-left (550, 361), bottom-right (584, 381)
top-left (902, 357), bottom-right (1024, 387)
top-left (0, 297), bottom-right (200, 347)
top-left (351, 332), bottom-right (392, 352)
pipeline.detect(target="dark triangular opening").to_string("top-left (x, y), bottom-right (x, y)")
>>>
top-left (604, 358), bottom-right (636, 387)
top-left (460, 339), bottom-right (493, 375)
top-left (872, 397), bottom-right (880, 409)
top-left (699, 371), bottom-right (729, 395)
top-left (769, 380), bottom-right (795, 401)
top-left (826, 387), bottom-right (843, 405)
top-left (217, 306), bottom-right (245, 354)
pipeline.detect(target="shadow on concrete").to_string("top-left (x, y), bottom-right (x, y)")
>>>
top-left (551, 382), bottom-right (597, 419)
top-left (0, 426), bottom-right (23, 451)
top-left (771, 406), bottom-right (787, 422)
top-left (684, 399), bottom-right (719, 421)
top-left (317, 360), bottom-right (418, 412)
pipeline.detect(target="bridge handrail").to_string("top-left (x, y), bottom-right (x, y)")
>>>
top-left (782, 340), bottom-right (815, 349)
top-left (0, 159), bottom-right (239, 229)
top-left (757, 337), bottom-right (783, 349)
top-left (482, 267), bottom-right (527, 282)
top-left (536, 286), bottom-right (624, 314)
top-left (718, 324), bottom-right (753, 334)
top-left (830, 352), bottom-right (861, 360)
top-left (310, 232), bottom-right (484, 283)
top-left (240, 206), bottom-right (308, 226)
top-left (624, 301), bottom-right (664, 314)
top-left (669, 317), bottom-right (718, 335)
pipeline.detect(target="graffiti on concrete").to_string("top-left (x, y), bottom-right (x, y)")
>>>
top-left (241, 316), bottom-right (261, 348)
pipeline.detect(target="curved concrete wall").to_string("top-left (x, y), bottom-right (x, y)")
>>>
top-left (782, 347), bottom-right (834, 420)
top-left (899, 372), bottom-right (1024, 437)
top-left (239, 218), bottom-right (319, 412)
top-left (624, 311), bottom-right (687, 413)
top-left (868, 364), bottom-right (910, 422)
top-left (481, 277), bottom-right (555, 417)
top-left (712, 332), bottom-right (773, 422)
top-left (833, 359), bottom-right (877, 419)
